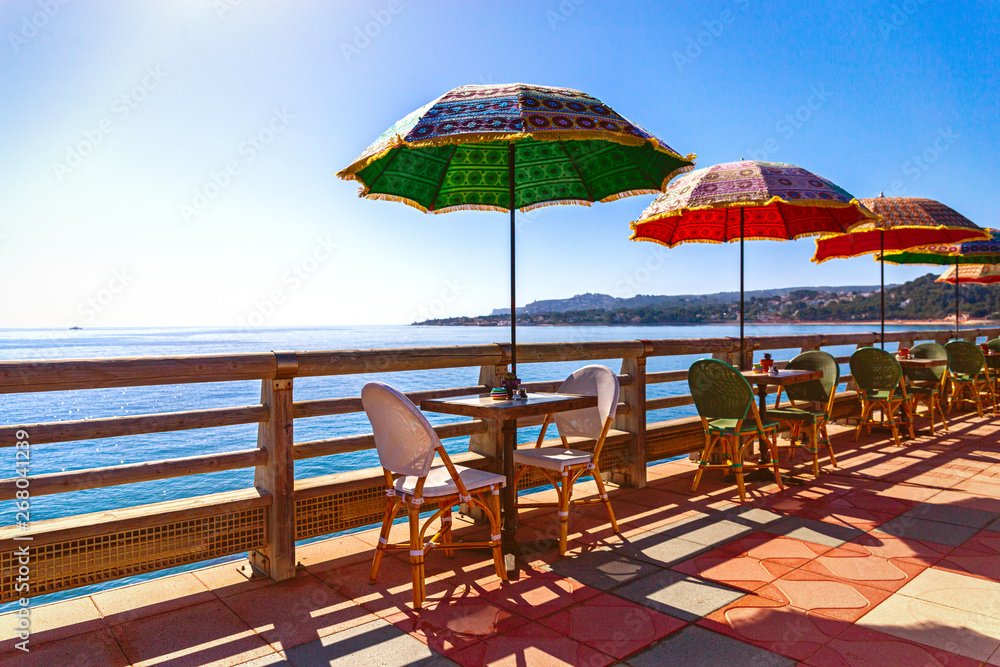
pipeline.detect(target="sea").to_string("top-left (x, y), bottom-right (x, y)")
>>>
top-left (0, 323), bottom-right (941, 609)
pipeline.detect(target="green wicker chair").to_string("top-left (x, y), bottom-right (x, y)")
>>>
top-left (944, 340), bottom-right (996, 416)
top-left (850, 347), bottom-right (914, 446)
top-left (769, 350), bottom-right (839, 477)
top-left (986, 338), bottom-right (1000, 403)
top-left (902, 342), bottom-right (949, 435)
top-left (688, 358), bottom-right (783, 502)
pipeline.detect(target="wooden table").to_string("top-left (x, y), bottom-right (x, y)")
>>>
top-left (420, 392), bottom-right (596, 568)
top-left (740, 369), bottom-right (823, 481)
top-left (896, 357), bottom-right (947, 369)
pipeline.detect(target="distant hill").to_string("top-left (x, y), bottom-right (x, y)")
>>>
top-left (421, 275), bottom-right (1000, 326)
top-left (490, 285), bottom-right (888, 316)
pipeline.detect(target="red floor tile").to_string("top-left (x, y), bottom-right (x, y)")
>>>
top-left (698, 593), bottom-right (849, 661)
top-left (448, 621), bottom-right (615, 667)
top-left (804, 624), bottom-right (982, 667)
top-left (848, 532), bottom-right (951, 567)
top-left (714, 533), bottom-right (831, 567)
top-left (536, 593), bottom-right (685, 659)
top-left (672, 553), bottom-right (793, 592)
top-left (0, 627), bottom-right (129, 667)
top-left (387, 596), bottom-right (528, 655)
top-left (797, 543), bottom-right (925, 593)
top-left (935, 530), bottom-right (1000, 582)
top-left (756, 569), bottom-right (892, 622)
top-left (481, 571), bottom-right (600, 620)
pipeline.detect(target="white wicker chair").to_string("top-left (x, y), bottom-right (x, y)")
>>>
top-left (511, 365), bottom-right (621, 555)
top-left (362, 382), bottom-right (506, 608)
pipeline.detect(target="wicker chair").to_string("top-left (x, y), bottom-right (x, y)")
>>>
top-left (986, 338), bottom-right (1000, 401)
top-left (850, 347), bottom-right (914, 446)
top-left (511, 365), bottom-right (621, 556)
top-left (688, 358), bottom-right (783, 502)
top-left (902, 342), bottom-right (949, 435)
top-left (945, 340), bottom-right (997, 416)
top-left (362, 382), bottom-right (507, 608)
top-left (769, 350), bottom-right (840, 477)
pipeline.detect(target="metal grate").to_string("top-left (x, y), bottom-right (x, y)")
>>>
top-left (514, 438), bottom-right (630, 492)
top-left (295, 484), bottom-right (385, 541)
top-left (0, 508), bottom-right (265, 603)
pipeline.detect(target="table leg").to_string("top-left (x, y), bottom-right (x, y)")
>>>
top-left (756, 384), bottom-right (768, 461)
top-left (501, 418), bottom-right (518, 554)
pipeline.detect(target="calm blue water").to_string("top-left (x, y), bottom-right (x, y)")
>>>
top-left (0, 323), bottom-right (942, 608)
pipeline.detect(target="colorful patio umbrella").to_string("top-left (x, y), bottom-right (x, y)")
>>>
top-left (813, 195), bottom-right (988, 347)
top-left (882, 229), bottom-right (1000, 337)
top-left (630, 160), bottom-right (878, 367)
top-left (338, 83), bottom-right (695, 378)
top-left (937, 264), bottom-right (1000, 285)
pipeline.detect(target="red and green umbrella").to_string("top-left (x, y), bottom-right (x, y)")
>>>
top-left (630, 160), bottom-right (878, 366)
top-left (882, 229), bottom-right (1000, 336)
top-left (338, 83), bottom-right (696, 377)
top-left (813, 195), bottom-right (988, 346)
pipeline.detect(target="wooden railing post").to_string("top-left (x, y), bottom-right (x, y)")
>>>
top-left (613, 344), bottom-right (648, 488)
top-left (247, 352), bottom-right (297, 581)
top-left (466, 355), bottom-right (507, 520)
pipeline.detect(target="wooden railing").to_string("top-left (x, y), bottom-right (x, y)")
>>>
top-left (1, 327), bottom-right (996, 602)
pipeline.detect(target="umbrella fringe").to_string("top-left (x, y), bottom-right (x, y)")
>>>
top-left (631, 195), bottom-right (881, 230)
top-left (811, 225), bottom-right (992, 264)
top-left (629, 231), bottom-right (820, 248)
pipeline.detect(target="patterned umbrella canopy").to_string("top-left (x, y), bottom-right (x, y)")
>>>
top-left (337, 83), bottom-right (695, 213)
top-left (629, 160), bottom-right (877, 366)
top-left (812, 195), bottom-right (987, 347)
top-left (629, 160), bottom-right (877, 247)
top-left (936, 264), bottom-right (1000, 285)
top-left (337, 83), bottom-right (695, 378)
top-left (813, 196), bottom-right (988, 262)
top-left (882, 229), bottom-right (1000, 336)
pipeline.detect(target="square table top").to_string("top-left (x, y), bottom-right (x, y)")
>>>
top-left (896, 356), bottom-right (948, 368)
top-left (741, 369), bottom-right (822, 386)
top-left (420, 392), bottom-right (597, 421)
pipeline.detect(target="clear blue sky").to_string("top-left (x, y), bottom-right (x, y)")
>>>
top-left (1, 1), bottom-right (997, 327)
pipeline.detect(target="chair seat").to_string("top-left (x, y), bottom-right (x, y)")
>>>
top-left (952, 373), bottom-right (980, 382)
top-left (769, 407), bottom-right (827, 424)
top-left (862, 390), bottom-right (898, 400)
top-left (907, 385), bottom-right (940, 395)
top-left (708, 418), bottom-right (779, 434)
top-left (513, 446), bottom-right (592, 471)
top-left (394, 464), bottom-right (505, 499)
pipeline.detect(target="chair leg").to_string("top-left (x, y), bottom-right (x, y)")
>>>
top-left (763, 432), bottom-right (784, 491)
top-left (591, 463), bottom-right (620, 535)
top-left (731, 437), bottom-right (747, 503)
top-left (370, 497), bottom-right (399, 584)
top-left (691, 432), bottom-right (714, 493)
top-left (442, 507), bottom-right (454, 559)
top-left (810, 424), bottom-right (820, 477)
top-left (925, 397), bottom-right (935, 436)
top-left (558, 469), bottom-right (570, 556)
top-left (407, 500), bottom-right (424, 609)
top-left (904, 400), bottom-right (915, 440)
top-left (886, 402), bottom-right (902, 447)
top-left (937, 395), bottom-right (948, 431)
top-left (822, 421), bottom-right (837, 467)
top-left (487, 486), bottom-right (507, 581)
top-left (854, 402), bottom-right (870, 441)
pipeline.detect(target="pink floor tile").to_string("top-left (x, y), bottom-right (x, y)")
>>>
top-left (699, 593), bottom-right (849, 661)
top-left (798, 544), bottom-right (925, 593)
top-left (672, 553), bottom-right (793, 592)
top-left (91, 572), bottom-right (214, 626)
top-left (0, 627), bottom-right (129, 667)
top-left (715, 533), bottom-right (831, 567)
top-left (536, 593), bottom-right (685, 659)
top-left (481, 571), bottom-right (600, 620)
top-left (935, 530), bottom-right (1000, 582)
top-left (448, 621), bottom-right (615, 667)
top-left (849, 532), bottom-right (951, 566)
top-left (756, 569), bottom-right (892, 622)
top-left (387, 596), bottom-right (529, 655)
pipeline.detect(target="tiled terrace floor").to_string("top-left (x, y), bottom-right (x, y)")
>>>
top-left (6, 411), bottom-right (1000, 665)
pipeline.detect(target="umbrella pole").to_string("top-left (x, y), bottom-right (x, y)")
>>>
top-left (508, 144), bottom-right (517, 378)
top-left (739, 207), bottom-right (745, 369)
top-left (956, 270), bottom-right (960, 338)
top-left (880, 230), bottom-right (885, 349)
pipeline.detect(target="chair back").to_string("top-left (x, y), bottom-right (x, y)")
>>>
top-left (850, 347), bottom-right (902, 394)
top-left (362, 382), bottom-right (440, 477)
top-left (553, 365), bottom-right (619, 439)
top-left (688, 358), bottom-right (753, 421)
top-left (905, 342), bottom-right (948, 385)
top-left (945, 340), bottom-right (984, 377)
top-left (986, 338), bottom-right (1000, 371)
top-left (783, 350), bottom-right (840, 405)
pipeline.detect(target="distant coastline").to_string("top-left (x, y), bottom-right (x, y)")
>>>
top-left (418, 319), bottom-right (1000, 328)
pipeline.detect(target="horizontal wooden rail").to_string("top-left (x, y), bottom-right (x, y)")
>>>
top-left (647, 394), bottom-right (694, 410)
top-left (0, 449), bottom-right (266, 500)
top-left (647, 370), bottom-right (688, 384)
top-left (294, 386), bottom-right (486, 419)
top-left (0, 405), bottom-right (269, 447)
top-left (293, 419), bottom-right (488, 460)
